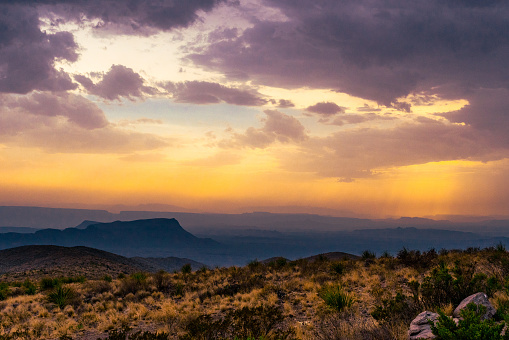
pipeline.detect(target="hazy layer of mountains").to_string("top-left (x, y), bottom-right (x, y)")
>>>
top-left (1, 206), bottom-right (509, 266)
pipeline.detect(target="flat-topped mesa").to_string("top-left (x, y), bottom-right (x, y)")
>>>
top-left (0, 218), bottom-right (219, 256)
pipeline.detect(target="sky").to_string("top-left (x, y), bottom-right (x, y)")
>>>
top-left (1, 0), bottom-right (509, 218)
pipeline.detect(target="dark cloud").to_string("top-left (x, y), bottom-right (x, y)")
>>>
top-left (164, 81), bottom-right (267, 106)
top-left (221, 109), bottom-right (307, 148)
top-left (306, 102), bottom-right (345, 115)
top-left (441, 88), bottom-right (509, 147)
top-left (0, 5), bottom-right (78, 94)
top-left (75, 65), bottom-right (155, 101)
top-left (277, 99), bottom-right (294, 108)
top-left (0, 92), bottom-right (168, 153)
top-left (29, 0), bottom-right (227, 35)
top-left (189, 0), bottom-right (509, 106)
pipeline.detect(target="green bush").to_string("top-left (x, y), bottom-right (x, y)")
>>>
top-left (431, 303), bottom-right (509, 339)
top-left (0, 282), bottom-right (8, 301)
top-left (361, 250), bottom-right (376, 260)
top-left (118, 273), bottom-right (149, 297)
top-left (181, 264), bottom-right (192, 274)
top-left (23, 279), bottom-right (37, 295)
top-left (318, 284), bottom-right (354, 312)
top-left (330, 262), bottom-right (345, 275)
top-left (40, 277), bottom-right (60, 290)
top-left (420, 260), bottom-right (495, 308)
top-left (397, 247), bottom-right (437, 270)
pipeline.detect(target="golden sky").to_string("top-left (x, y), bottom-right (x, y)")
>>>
top-left (1, 1), bottom-right (509, 218)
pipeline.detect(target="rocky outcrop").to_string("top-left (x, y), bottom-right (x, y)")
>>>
top-left (408, 292), bottom-right (496, 339)
top-left (453, 292), bottom-right (496, 320)
top-left (408, 311), bottom-right (439, 340)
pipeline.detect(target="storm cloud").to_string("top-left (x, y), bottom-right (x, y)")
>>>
top-left (189, 0), bottom-right (509, 105)
top-left (0, 5), bottom-right (78, 94)
top-left (10, 0), bottom-right (226, 34)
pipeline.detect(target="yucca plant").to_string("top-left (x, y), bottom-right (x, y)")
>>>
top-left (48, 285), bottom-right (75, 309)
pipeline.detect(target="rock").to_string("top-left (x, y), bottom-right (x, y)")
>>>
top-left (453, 292), bottom-right (496, 320)
top-left (408, 311), bottom-right (439, 340)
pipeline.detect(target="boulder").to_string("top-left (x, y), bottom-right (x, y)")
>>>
top-left (453, 292), bottom-right (496, 320)
top-left (408, 311), bottom-right (439, 340)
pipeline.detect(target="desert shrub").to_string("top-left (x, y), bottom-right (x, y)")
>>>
top-left (118, 273), bottom-right (149, 297)
top-left (102, 325), bottom-right (170, 340)
top-left (181, 314), bottom-right (230, 340)
top-left (22, 279), bottom-right (37, 295)
top-left (330, 261), bottom-right (345, 275)
top-left (174, 282), bottom-right (185, 297)
top-left (248, 259), bottom-right (262, 271)
top-left (61, 275), bottom-right (86, 284)
top-left (0, 282), bottom-right (8, 301)
top-left (371, 292), bottom-right (420, 325)
top-left (268, 258), bottom-right (288, 270)
top-left (87, 280), bottom-right (112, 295)
top-left (48, 285), bottom-right (76, 309)
top-left (228, 306), bottom-right (295, 339)
top-left (40, 277), bottom-right (60, 290)
top-left (431, 303), bottom-right (508, 339)
top-left (420, 260), bottom-right (492, 308)
top-left (487, 248), bottom-right (509, 276)
top-left (361, 250), bottom-right (376, 260)
top-left (181, 306), bottom-right (295, 340)
top-left (103, 275), bottom-right (113, 282)
top-left (181, 264), bottom-right (192, 274)
top-left (153, 270), bottom-right (174, 294)
top-left (318, 284), bottom-right (354, 312)
top-left (397, 247), bottom-right (438, 270)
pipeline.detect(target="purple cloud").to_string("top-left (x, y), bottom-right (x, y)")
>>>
top-left (75, 65), bottom-right (155, 101)
top-left (164, 81), bottom-right (267, 106)
top-left (32, 0), bottom-right (227, 34)
top-left (189, 0), bottom-right (509, 106)
top-left (306, 102), bottom-right (345, 115)
top-left (0, 5), bottom-right (78, 94)
top-left (277, 99), bottom-right (295, 108)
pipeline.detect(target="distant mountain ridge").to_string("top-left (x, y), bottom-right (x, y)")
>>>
top-left (0, 218), bottom-right (220, 259)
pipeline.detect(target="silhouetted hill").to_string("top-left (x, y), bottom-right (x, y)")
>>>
top-left (0, 245), bottom-right (145, 280)
top-left (0, 218), bottom-right (220, 259)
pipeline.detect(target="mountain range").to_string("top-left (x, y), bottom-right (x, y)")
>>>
top-left (2, 206), bottom-right (509, 266)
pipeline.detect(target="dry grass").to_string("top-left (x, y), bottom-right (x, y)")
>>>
top-left (0, 248), bottom-right (508, 339)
